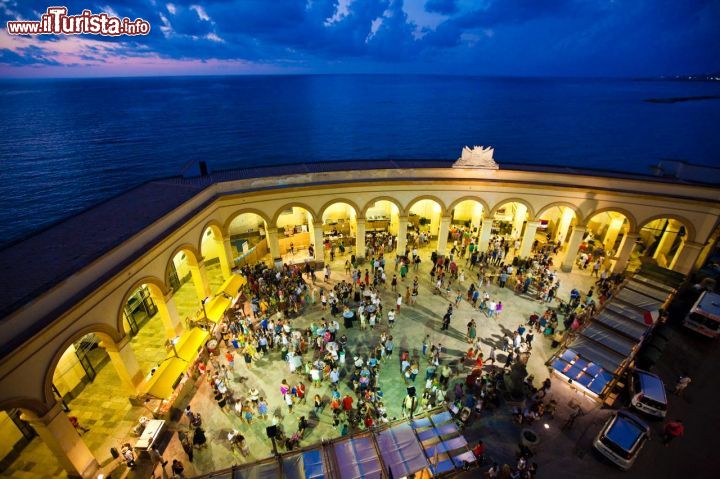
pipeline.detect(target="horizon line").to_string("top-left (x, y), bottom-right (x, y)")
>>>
top-left (0, 71), bottom-right (716, 81)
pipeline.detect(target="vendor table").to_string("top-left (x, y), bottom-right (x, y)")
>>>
top-left (135, 419), bottom-right (165, 450)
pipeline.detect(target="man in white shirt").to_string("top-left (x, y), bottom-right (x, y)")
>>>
top-left (487, 301), bottom-right (497, 318)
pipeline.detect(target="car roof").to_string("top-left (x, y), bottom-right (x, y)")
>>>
top-left (633, 369), bottom-right (667, 403)
top-left (605, 411), bottom-right (649, 450)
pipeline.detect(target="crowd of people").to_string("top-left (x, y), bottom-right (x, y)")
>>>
top-left (145, 220), bottom-right (628, 479)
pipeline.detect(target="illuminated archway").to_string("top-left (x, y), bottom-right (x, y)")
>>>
top-left (584, 210), bottom-right (631, 254)
top-left (637, 217), bottom-right (690, 269)
top-left (407, 197), bottom-right (444, 250)
top-left (490, 199), bottom-right (533, 239)
top-left (227, 211), bottom-right (272, 267)
top-left (536, 203), bottom-right (581, 244)
top-left (118, 278), bottom-right (181, 374)
top-left (41, 326), bottom-right (140, 470)
top-left (364, 198), bottom-right (401, 234)
top-left (320, 200), bottom-right (358, 258)
top-left (166, 245), bottom-right (210, 321)
top-left (275, 204), bottom-right (315, 263)
top-left (0, 399), bottom-right (72, 478)
top-left (449, 198), bottom-right (485, 230)
top-left (200, 223), bottom-right (232, 289)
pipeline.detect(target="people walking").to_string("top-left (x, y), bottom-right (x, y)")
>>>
top-left (673, 374), bottom-right (691, 396)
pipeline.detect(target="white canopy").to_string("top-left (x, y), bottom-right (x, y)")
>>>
top-left (377, 423), bottom-right (428, 477)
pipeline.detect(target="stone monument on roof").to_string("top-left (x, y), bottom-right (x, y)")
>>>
top-left (453, 145), bottom-right (499, 169)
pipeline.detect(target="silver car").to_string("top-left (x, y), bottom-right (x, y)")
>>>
top-left (593, 410), bottom-right (650, 470)
top-left (629, 369), bottom-right (668, 418)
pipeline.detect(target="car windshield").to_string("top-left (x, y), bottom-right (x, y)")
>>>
top-left (635, 372), bottom-right (666, 403)
top-left (606, 415), bottom-right (645, 451)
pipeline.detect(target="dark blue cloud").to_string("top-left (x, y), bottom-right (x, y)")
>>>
top-left (425, 0), bottom-right (458, 15)
top-left (1, 0), bottom-right (719, 76)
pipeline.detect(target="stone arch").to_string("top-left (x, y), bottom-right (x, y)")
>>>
top-left (0, 397), bottom-right (52, 416)
top-left (198, 219), bottom-right (225, 254)
top-left (404, 195), bottom-right (447, 216)
top-left (447, 196), bottom-right (491, 216)
top-left (361, 196), bottom-right (403, 218)
top-left (637, 214), bottom-right (696, 243)
top-left (116, 276), bottom-right (168, 334)
top-left (535, 201), bottom-right (584, 225)
top-left (164, 243), bottom-right (203, 287)
top-left (318, 198), bottom-right (361, 222)
top-left (271, 202), bottom-right (317, 226)
top-left (583, 207), bottom-right (638, 233)
top-left (43, 323), bottom-right (122, 405)
top-left (489, 197), bottom-right (536, 219)
top-left (222, 208), bottom-right (271, 238)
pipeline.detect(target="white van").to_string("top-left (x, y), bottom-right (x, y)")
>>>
top-left (593, 410), bottom-right (650, 470)
top-left (629, 369), bottom-right (667, 418)
top-left (683, 291), bottom-right (720, 338)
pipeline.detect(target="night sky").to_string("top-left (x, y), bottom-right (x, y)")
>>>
top-left (1, 0), bottom-right (719, 77)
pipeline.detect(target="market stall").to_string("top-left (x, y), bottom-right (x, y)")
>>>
top-left (204, 295), bottom-right (232, 324)
top-left (174, 327), bottom-right (210, 362)
top-left (377, 423), bottom-right (428, 478)
top-left (220, 273), bottom-right (246, 298)
top-left (143, 357), bottom-right (188, 400)
top-left (547, 270), bottom-right (674, 403)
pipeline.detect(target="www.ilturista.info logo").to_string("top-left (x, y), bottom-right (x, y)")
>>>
top-left (6, 7), bottom-right (151, 36)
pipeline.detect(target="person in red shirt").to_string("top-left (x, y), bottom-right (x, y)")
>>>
top-left (342, 394), bottom-right (354, 411)
top-left (475, 353), bottom-right (483, 370)
top-left (663, 419), bottom-right (684, 446)
top-left (364, 415), bottom-right (374, 428)
top-left (69, 416), bottom-right (90, 434)
top-left (296, 382), bottom-right (306, 404)
top-left (472, 440), bottom-right (485, 460)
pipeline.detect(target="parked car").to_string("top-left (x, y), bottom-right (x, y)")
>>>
top-left (629, 369), bottom-right (668, 418)
top-left (593, 410), bottom-right (650, 470)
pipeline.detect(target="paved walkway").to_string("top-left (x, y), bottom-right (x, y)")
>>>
top-left (4, 245), bottom-right (600, 478)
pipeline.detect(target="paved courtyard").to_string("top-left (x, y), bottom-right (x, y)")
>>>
top-left (8, 242), bottom-right (713, 479)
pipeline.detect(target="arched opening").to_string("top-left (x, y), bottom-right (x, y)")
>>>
top-left (321, 202), bottom-right (357, 261)
top-left (227, 211), bottom-right (272, 267)
top-left (637, 218), bottom-right (688, 270)
top-left (200, 225), bottom-right (231, 291)
top-left (491, 200), bottom-right (531, 239)
top-left (365, 199), bottom-right (401, 234)
top-left (167, 247), bottom-right (210, 322)
top-left (580, 210), bottom-right (631, 272)
top-left (276, 205), bottom-right (314, 264)
top-left (537, 205), bottom-right (579, 246)
top-left (44, 331), bottom-right (140, 469)
top-left (407, 198), bottom-right (443, 251)
top-left (449, 199), bottom-right (484, 249)
top-left (0, 404), bottom-right (63, 477)
top-left (585, 211), bottom-right (630, 254)
top-left (122, 281), bottom-right (178, 372)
